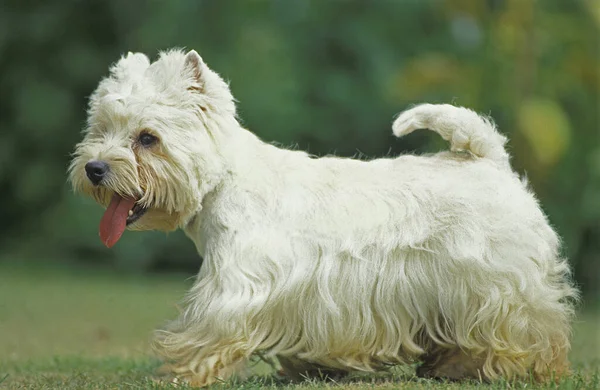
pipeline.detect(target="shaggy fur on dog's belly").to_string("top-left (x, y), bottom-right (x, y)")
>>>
top-left (172, 150), bottom-right (572, 378)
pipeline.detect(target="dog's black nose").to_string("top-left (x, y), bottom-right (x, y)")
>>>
top-left (85, 160), bottom-right (109, 185)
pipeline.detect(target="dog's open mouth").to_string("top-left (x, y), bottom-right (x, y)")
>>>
top-left (99, 193), bottom-right (147, 248)
top-left (126, 201), bottom-right (148, 226)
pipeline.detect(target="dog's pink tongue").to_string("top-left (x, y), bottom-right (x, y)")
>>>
top-left (99, 194), bottom-right (136, 248)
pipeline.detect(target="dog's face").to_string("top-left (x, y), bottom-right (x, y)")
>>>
top-left (69, 50), bottom-right (235, 247)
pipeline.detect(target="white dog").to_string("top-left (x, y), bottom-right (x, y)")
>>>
top-left (69, 49), bottom-right (578, 386)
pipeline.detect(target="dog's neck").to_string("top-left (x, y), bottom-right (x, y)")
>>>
top-left (182, 118), bottom-right (302, 256)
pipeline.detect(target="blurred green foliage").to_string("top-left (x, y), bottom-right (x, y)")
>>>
top-left (0, 0), bottom-right (598, 294)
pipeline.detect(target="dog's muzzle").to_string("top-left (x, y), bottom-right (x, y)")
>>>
top-left (85, 160), bottom-right (109, 185)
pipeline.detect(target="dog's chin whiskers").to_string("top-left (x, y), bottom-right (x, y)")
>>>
top-left (91, 189), bottom-right (107, 205)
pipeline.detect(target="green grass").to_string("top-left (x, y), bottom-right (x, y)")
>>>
top-left (1, 262), bottom-right (598, 389)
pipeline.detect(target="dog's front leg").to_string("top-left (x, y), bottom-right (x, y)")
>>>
top-left (153, 277), bottom-right (262, 387)
top-left (159, 341), bottom-right (250, 387)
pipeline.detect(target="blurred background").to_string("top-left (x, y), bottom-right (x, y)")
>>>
top-left (0, 0), bottom-right (598, 301)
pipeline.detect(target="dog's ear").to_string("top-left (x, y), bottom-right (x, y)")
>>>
top-left (110, 52), bottom-right (151, 81)
top-left (184, 50), bottom-right (207, 92)
top-left (180, 49), bottom-right (236, 114)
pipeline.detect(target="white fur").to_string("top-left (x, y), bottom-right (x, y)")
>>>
top-left (70, 49), bottom-right (578, 386)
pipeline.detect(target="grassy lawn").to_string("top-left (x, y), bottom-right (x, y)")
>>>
top-left (1, 261), bottom-right (598, 389)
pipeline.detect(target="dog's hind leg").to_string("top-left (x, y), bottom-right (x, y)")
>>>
top-left (278, 355), bottom-right (349, 382)
top-left (416, 339), bottom-right (571, 383)
top-left (416, 348), bottom-right (485, 381)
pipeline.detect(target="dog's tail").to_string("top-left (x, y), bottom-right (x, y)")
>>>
top-left (392, 104), bottom-right (510, 168)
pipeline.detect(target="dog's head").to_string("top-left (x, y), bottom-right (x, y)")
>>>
top-left (69, 49), bottom-right (235, 247)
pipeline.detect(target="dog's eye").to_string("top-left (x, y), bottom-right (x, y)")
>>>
top-left (139, 132), bottom-right (158, 147)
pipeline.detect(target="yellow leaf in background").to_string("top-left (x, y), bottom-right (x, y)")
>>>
top-left (586, 0), bottom-right (600, 27)
top-left (517, 99), bottom-right (572, 167)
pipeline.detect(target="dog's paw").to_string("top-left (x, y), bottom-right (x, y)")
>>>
top-left (151, 375), bottom-right (183, 387)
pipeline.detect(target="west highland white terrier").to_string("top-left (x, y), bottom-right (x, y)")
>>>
top-left (69, 49), bottom-right (578, 386)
